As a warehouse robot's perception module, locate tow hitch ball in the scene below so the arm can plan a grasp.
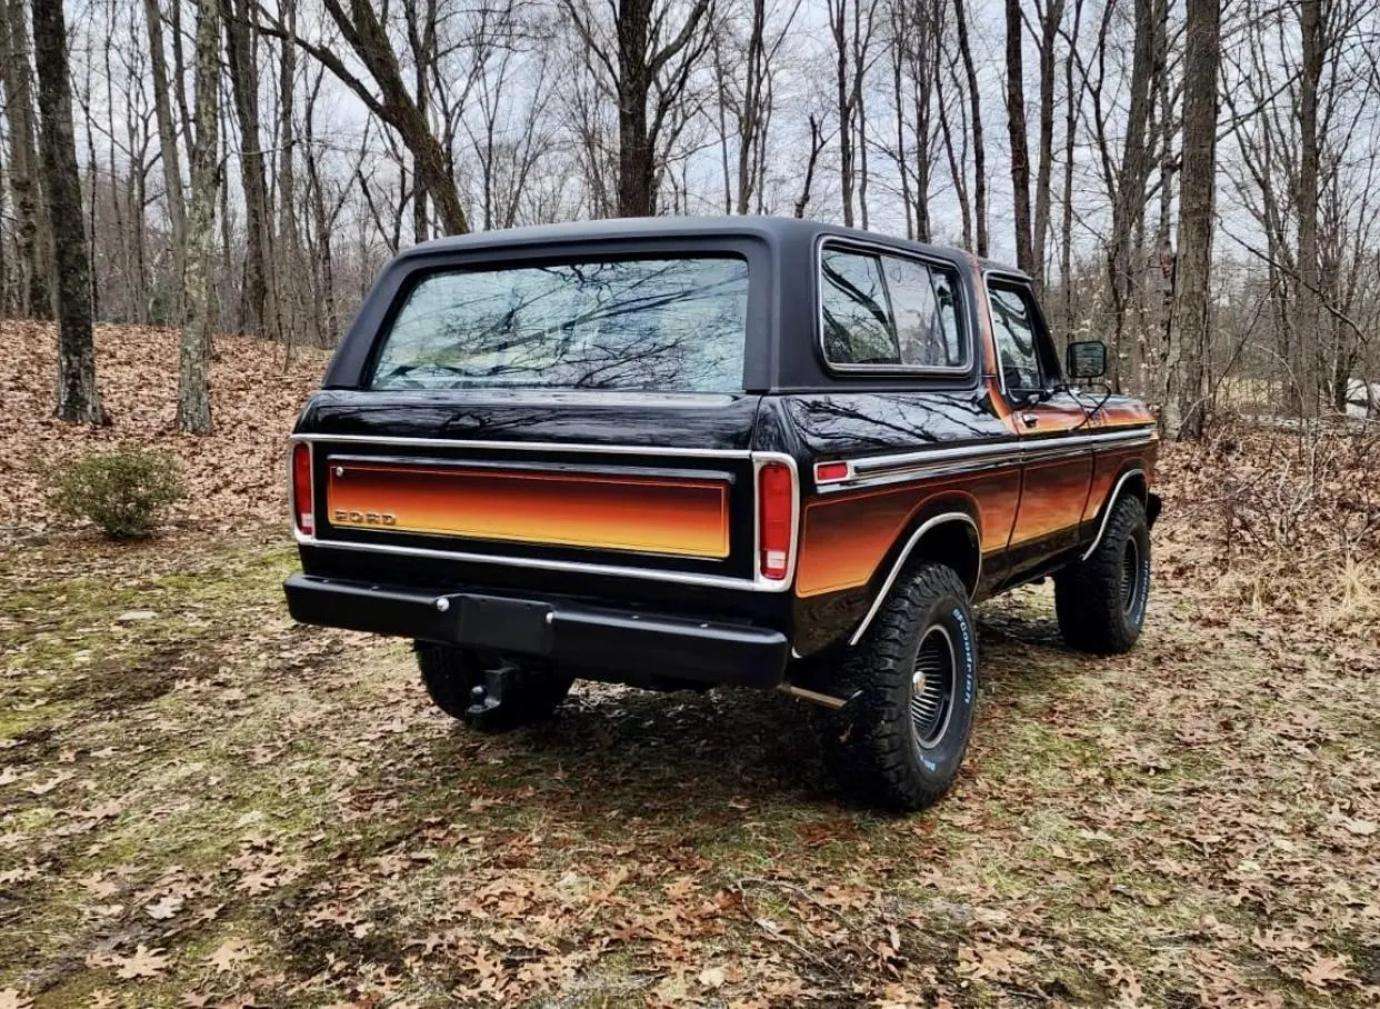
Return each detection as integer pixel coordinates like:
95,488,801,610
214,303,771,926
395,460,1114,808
467,663,519,718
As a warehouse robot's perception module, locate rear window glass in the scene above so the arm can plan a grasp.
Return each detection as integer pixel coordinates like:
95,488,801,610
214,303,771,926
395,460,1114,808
370,257,748,392
820,246,967,370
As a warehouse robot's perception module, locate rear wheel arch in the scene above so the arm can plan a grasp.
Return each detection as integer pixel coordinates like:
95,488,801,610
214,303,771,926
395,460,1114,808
849,504,982,647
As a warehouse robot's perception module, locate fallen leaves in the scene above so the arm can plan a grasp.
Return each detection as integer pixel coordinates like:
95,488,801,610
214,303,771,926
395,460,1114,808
112,945,171,980
206,938,257,973
1298,953,1358,989
0,320,328,539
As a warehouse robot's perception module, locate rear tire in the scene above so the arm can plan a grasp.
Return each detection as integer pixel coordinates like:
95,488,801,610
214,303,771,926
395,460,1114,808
1055,496,1151,654
820,564,978,812
414,642,573,732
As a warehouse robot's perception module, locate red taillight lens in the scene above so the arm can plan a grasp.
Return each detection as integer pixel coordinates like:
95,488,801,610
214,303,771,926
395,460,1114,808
292,443,314,534
757,461,794,580
815,460,849,484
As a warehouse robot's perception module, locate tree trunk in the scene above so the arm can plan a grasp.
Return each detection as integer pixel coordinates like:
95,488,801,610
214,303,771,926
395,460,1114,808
224,0,272,335
1173,0,1220,439
1296,0,1322,415
953,0,987,256
1004,0,1034,276
30,0,100,422
735,0,766,216
829,0,854,226
1060,0,1084,335
616,0,656,217
1102,0,1155,391
143,0,187,324
1033,0,1063,291
179,0,220,435
278,0,300,341
2,0,52,318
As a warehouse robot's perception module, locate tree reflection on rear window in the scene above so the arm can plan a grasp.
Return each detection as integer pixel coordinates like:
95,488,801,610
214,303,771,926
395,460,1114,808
370,257,748,393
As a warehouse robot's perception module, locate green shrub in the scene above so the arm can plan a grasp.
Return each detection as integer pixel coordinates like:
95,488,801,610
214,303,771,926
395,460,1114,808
49,449,185,539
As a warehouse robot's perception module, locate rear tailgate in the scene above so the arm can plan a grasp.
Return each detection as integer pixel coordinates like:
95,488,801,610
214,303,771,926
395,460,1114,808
324,455,734,560
291,390,780,593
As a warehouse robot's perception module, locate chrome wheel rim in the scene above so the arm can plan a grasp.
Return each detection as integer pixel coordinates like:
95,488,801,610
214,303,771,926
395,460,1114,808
1120,538,1142,615
911,625,957,749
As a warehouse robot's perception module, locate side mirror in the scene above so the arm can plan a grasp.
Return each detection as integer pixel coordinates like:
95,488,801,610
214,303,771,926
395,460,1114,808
1066,340,1107,381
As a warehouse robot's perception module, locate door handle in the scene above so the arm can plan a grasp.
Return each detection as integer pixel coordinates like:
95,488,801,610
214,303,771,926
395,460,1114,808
1021,413,1039,428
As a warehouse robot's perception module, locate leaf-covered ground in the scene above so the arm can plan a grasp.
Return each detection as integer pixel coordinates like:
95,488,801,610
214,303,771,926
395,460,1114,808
0,320,326,543
2,323,1378,1007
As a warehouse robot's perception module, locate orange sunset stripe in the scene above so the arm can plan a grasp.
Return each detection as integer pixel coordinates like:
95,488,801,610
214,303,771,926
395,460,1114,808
326,462,731,559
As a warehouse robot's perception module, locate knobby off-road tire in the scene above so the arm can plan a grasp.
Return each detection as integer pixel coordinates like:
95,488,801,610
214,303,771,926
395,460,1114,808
1054,495,1151,654
414,642,573,732
821,564,979,812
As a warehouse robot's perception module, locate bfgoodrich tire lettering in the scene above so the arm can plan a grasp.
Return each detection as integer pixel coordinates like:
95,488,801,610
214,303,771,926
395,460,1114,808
821,564,978,811
1055,495,1151,654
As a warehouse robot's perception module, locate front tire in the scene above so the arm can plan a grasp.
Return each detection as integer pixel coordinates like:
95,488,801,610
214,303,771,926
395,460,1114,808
820,564,979,812
414,642,573,732
1055,495,1151,654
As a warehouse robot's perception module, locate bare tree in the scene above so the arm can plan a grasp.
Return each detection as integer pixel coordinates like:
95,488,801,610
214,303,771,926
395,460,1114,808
256,0,470,235
1004,0,1033,275
1,0,51,318
179,0,221,434
1296,0,1323,415
142,0,186,322
224,0,274,334
562,0,714,218
1101,0,1158,390
827,0,881,227
951,0,986,255
1173,0,1219,438
1031,0,1065,290
30,0,100,422
794,112,827,217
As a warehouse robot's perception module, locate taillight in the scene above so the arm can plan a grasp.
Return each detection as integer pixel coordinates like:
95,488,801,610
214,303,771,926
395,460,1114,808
757,461,794,580
292,442,314,534
815,460,849,484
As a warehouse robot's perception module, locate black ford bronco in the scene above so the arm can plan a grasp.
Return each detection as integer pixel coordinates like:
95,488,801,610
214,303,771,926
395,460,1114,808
285,217,1160,810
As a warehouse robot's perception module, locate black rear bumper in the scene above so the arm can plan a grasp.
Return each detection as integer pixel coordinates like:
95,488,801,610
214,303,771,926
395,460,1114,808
283,573,789,689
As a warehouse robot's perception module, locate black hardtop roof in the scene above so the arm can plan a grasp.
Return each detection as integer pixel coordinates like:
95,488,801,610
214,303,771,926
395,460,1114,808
400,214,1023,278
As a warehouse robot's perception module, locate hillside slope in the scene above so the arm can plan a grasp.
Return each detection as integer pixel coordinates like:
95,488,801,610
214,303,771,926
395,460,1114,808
0,321,327,541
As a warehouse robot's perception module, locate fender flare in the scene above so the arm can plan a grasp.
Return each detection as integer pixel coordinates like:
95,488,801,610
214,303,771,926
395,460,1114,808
849,510,981,646
1080,468,1147,562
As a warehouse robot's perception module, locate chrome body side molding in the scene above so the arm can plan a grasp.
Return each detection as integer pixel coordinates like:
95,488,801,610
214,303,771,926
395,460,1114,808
848,512,981,646
816,426,1155,493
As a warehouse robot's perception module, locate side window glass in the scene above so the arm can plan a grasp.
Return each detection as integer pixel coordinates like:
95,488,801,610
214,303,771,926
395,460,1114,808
988,285,1043,392
881,255,967,369
930,268,964,366
820,246,969,371
820,249,898,365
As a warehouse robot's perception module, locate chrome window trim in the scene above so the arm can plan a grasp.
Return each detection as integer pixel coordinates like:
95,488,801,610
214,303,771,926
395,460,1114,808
815,235,975,377
1080,468,1146,561
848,512,981,646
289,435,798,593
982,269,1063,400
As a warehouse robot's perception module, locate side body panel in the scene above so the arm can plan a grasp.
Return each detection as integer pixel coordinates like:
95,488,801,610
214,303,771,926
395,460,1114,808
779,249,1159,658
